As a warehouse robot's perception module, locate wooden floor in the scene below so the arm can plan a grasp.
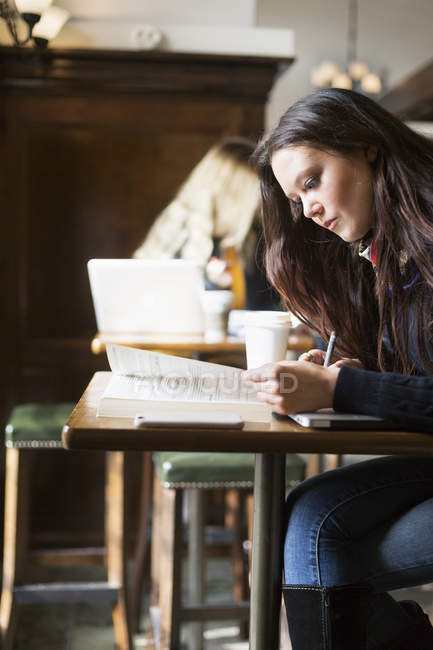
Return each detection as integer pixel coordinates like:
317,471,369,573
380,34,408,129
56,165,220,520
12,555,246,650
10,555,433,649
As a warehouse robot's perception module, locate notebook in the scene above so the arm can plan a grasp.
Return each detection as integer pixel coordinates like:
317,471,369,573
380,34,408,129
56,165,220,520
289,409,393,430
87,259,205,334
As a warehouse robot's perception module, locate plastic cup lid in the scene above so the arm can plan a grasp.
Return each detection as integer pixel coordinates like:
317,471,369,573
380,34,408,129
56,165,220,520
244,310,292,327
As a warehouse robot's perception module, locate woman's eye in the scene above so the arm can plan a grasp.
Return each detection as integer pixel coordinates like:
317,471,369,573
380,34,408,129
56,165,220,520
304,177,318,191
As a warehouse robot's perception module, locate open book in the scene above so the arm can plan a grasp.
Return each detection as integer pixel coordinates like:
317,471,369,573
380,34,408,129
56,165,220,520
97,344,272,423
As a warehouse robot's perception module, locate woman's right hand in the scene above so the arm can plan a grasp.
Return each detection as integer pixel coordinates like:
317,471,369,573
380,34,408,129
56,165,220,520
299,348,363,370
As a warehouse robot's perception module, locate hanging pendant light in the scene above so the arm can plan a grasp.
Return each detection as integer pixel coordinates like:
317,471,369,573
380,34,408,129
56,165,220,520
310,0,382,95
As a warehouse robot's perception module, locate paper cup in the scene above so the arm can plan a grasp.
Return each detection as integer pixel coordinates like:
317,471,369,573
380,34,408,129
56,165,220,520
244,311,291,369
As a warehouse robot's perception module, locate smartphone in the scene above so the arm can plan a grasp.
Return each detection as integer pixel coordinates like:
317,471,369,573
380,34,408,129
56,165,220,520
134,411,245,429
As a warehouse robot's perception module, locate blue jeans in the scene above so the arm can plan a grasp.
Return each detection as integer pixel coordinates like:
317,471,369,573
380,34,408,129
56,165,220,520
284,456,433,646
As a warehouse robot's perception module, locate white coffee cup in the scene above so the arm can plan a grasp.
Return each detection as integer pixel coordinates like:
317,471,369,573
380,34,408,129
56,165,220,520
200,290,233,342
244,311,292,369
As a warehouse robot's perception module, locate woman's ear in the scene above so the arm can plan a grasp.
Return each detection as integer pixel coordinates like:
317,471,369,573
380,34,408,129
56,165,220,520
365,146,378,163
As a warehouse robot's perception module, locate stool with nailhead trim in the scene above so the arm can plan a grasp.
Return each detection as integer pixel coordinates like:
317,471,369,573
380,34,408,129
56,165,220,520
148,450,306,650
0,403,133,650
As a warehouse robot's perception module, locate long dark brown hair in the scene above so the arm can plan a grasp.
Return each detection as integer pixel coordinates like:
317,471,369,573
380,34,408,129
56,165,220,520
253,88,433,373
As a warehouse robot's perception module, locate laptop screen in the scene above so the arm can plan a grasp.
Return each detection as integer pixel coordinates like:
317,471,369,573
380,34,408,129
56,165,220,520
88,258,205,334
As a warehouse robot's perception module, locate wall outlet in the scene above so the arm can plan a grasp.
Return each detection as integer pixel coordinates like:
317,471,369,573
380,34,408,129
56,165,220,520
130,24,162,50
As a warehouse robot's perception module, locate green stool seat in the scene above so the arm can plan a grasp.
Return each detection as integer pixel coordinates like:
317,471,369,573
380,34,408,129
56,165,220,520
5,403,75,448
155,451,306,488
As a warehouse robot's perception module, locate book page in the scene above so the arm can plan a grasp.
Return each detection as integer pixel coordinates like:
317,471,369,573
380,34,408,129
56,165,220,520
105,344,259,404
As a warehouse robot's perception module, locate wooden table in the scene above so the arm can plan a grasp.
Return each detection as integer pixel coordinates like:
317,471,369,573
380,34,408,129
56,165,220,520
90,329,316,641
90,331,315,356
62,372,433,650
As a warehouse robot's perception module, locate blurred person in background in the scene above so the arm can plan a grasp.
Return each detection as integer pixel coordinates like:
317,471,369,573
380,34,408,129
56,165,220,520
133,137,280,310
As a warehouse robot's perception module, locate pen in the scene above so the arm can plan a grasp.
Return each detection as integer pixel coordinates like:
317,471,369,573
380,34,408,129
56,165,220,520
323,331,336,367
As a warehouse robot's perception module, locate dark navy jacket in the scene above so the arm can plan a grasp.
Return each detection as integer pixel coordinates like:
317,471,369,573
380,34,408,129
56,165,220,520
334,262,433,432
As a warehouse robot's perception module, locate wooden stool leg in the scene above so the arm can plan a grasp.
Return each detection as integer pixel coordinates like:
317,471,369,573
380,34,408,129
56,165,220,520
131,451,153,633
305,453,321,478
0,448,31,650
225,488,249,639
151,477,182,650
324,454,343,471
105,451,133,650
187,488,205,650
225,489,247,601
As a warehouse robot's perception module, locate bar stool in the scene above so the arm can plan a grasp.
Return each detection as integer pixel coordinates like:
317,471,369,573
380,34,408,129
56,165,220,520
0,403,133,650
149,450,306,650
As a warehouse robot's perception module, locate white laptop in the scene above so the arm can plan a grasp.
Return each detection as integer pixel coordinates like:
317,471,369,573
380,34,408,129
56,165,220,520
289,409,393,430
87,259,205,334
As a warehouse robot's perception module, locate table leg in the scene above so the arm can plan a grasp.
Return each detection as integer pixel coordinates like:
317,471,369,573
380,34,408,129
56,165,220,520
249,453,286,650
131,451,153,633
106,451,133,650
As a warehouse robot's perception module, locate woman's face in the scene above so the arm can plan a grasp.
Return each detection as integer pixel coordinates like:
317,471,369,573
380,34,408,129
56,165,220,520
271,145,375,242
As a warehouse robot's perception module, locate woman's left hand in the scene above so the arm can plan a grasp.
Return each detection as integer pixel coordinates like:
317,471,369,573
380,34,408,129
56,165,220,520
240,360,341,415
298,349,363,370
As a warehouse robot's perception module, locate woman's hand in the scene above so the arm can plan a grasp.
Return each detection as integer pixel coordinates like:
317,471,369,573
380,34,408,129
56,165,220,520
240,360,341,415
299,348,363,370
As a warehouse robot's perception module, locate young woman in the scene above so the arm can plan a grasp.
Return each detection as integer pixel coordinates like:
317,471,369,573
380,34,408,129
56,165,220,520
242,89,433,649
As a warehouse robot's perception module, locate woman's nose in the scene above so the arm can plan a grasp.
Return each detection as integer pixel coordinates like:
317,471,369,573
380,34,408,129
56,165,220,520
303,199,323,220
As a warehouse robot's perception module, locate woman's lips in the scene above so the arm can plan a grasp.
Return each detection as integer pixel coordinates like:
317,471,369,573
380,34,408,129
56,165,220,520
324,218,337,231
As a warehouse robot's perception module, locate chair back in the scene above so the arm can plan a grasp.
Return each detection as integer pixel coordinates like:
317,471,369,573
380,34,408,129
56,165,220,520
225,246,246,310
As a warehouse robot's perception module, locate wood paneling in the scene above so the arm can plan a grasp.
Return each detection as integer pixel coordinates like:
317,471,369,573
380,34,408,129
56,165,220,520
0,46,291,403
0,45,291,545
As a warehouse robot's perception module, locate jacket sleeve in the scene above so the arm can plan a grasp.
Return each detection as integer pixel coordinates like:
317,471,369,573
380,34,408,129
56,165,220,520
333,366,433,432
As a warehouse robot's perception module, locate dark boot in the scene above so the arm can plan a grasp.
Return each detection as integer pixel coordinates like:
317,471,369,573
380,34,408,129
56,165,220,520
369,600,433,650
400,600,433,647
282,583,373,649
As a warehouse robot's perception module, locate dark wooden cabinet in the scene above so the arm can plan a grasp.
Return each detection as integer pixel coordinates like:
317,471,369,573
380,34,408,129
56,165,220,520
0,46,292,409
0,45,292,545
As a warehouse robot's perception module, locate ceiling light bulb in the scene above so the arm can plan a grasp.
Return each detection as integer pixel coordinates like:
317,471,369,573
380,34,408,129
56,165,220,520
361,72,382,94
331,72,353,90
310,66,330,88
32,5,70,40
15,0,52,13
349,61,369,80
318,61,341,85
